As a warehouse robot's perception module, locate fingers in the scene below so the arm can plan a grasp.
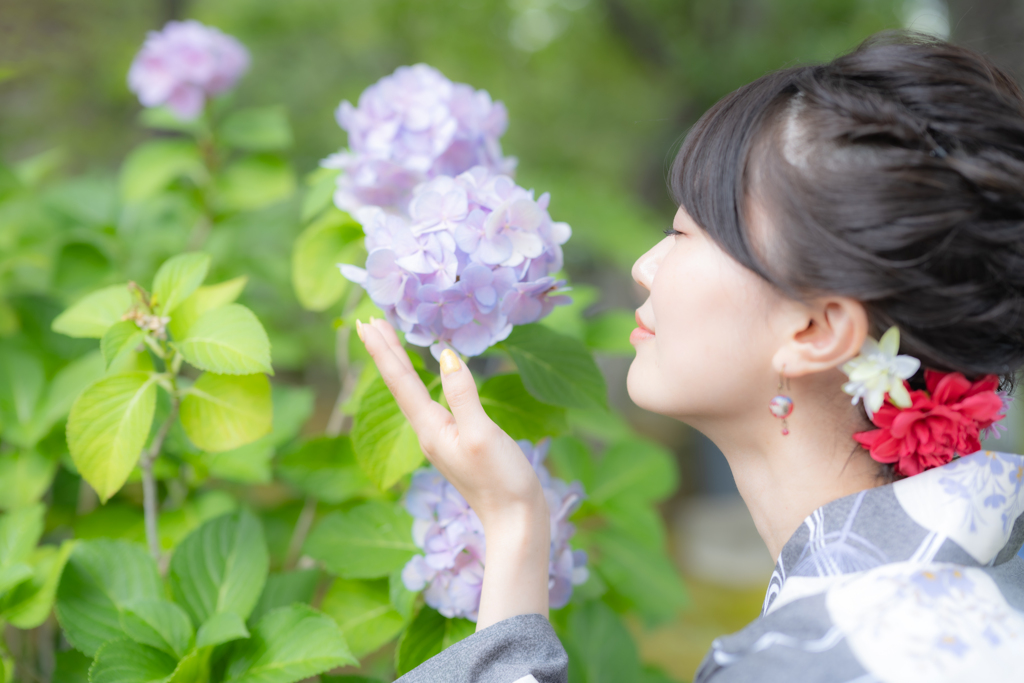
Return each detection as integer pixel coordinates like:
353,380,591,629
368,317,415,374
438,348,494,442
358,320,452,442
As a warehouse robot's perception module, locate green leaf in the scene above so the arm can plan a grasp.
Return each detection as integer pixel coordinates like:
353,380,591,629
220,106,293,151
0,450,57,511
248,570,320,626
0,349,44,435
0,504,44,595
205,439,275,484
169,647,212,683
560,600,641,683
585,310,637,355
590,528,687,623
180,373,272,453
351,370,441,490
479,373,567,441
138,106,205,135
102,321,146,370
1,540,74,629
196,610,250,649
34,351,106,434
301,167,340,222
90,638,178,683
320,578,405,658
168,276,247,341
215,154,296,212
224,604,356,683
178,304,273,375
169,510,269,627
394,606,475,676
121,598,195,659
66,372,158,502
152,252,211,316
304,501,417,579
276,436,373,504
500,324,607,411
121,139,204,203
547,436,595,490
590,438,678,506
53,649,92,683
55,540,163,656
291,209,364,311
52,284,132,339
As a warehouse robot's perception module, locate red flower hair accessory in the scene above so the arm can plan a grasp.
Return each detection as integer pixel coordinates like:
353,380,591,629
853,370,1006,477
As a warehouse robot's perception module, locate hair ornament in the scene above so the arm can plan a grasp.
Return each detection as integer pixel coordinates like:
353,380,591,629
841,326,921,418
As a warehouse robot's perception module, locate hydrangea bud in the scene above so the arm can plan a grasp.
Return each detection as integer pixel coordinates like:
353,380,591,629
128,20,250,120
322,64,516,212
401,439,588,621
340,166,571,358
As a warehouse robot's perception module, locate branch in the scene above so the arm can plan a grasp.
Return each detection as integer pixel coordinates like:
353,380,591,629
139,400,179,563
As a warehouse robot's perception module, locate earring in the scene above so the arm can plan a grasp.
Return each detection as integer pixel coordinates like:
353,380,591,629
769,370,793,436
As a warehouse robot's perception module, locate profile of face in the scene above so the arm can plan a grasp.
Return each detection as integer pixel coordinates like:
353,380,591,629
626,204,867,436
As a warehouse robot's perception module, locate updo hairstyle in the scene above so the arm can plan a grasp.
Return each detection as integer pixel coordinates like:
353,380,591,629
671,32,1024,391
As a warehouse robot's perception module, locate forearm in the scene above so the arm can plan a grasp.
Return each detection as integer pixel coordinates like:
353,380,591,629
476,501,551,631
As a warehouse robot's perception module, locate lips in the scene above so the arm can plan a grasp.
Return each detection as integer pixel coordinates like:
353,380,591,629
630,310,654,345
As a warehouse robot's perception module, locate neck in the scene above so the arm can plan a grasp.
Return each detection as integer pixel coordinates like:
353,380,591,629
694,375,884,561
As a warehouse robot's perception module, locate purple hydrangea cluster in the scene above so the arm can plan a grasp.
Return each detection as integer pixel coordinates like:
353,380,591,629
322,64,516,212
128,20,250,120
401,440,588,621
340,165,572,358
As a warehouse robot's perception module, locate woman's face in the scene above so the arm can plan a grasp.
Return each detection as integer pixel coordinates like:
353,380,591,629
627,206,789,424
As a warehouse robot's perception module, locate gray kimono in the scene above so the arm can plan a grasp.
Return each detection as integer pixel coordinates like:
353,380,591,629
398,450,1024,682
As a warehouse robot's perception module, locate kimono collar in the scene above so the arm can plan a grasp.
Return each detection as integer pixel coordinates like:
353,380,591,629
762,450,1024,616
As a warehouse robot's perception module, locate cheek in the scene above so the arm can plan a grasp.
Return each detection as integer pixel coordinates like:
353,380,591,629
627,247,776,418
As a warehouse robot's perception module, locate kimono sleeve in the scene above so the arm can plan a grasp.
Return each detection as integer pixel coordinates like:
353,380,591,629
395,613,568,683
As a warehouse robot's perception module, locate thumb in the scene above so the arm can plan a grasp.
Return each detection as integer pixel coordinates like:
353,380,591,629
438,348,491,435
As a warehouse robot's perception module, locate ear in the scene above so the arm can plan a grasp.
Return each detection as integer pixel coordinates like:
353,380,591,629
772,297,868,377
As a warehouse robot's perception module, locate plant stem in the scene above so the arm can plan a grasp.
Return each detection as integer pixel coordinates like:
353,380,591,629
140,400,179,562
284,496,317,570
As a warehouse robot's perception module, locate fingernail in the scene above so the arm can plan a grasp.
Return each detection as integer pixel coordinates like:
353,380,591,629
355,319,365,342
439,349,460,376
369,316,377,326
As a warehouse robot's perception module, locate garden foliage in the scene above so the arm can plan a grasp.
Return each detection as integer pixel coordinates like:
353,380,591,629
0,20,685,683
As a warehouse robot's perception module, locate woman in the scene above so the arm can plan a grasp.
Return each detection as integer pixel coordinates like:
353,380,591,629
356,33,1024,682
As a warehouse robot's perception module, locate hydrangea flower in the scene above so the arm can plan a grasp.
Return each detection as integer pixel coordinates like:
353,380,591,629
340,166,571,358
401,439,588,621
322,64,516,212
128,20,250,120
841,326,921,418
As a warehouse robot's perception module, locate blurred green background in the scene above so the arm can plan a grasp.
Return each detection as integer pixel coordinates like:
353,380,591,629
3,0,1018,678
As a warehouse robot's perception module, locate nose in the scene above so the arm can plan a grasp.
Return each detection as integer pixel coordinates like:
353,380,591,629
631,236,672,291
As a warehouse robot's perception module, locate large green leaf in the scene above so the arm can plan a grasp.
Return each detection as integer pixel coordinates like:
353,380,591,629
180,373,272,453
303,501,417,579
351,370,441,490
291,210,364,312
53,649,92,683
590,438,678,506
1,540,74,629
215,154,296,212
55,540,163,656
121,598,195,659
178,304,273,375
101,321,146,370
168,510,269,627
394,606,475,676
223,604,356,683
479,373,567,441
89,638,178,683
168,276,247,341
120,139,204,203
248,570,320,626
560,600,641,683
66,372,158,502
52,284,132,339
220,106,293,151
34,351,106,436
152,252,211,316
0,504,44,595
0,450,57,511
590,528,688,623
276,436,373,504
500,324,607,411
195,610,250,649
320,578,405,658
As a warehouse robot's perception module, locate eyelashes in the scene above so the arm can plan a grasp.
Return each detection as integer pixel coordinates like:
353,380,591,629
663,228,682,236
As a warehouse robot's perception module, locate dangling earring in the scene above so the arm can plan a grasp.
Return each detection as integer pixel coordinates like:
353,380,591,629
769,369,793,436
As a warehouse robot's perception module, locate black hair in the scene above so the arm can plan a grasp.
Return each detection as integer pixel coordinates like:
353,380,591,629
671,32,1024,391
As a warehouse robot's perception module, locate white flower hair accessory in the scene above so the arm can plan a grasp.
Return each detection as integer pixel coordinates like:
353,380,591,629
841,326,921,418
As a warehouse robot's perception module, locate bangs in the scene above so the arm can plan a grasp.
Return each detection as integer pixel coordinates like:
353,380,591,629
669,68,805,285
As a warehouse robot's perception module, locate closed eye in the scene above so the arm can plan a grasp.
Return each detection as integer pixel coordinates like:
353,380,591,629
663,228,683,236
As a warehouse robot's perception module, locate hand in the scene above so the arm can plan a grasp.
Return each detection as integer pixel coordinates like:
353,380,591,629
357,317,551,628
